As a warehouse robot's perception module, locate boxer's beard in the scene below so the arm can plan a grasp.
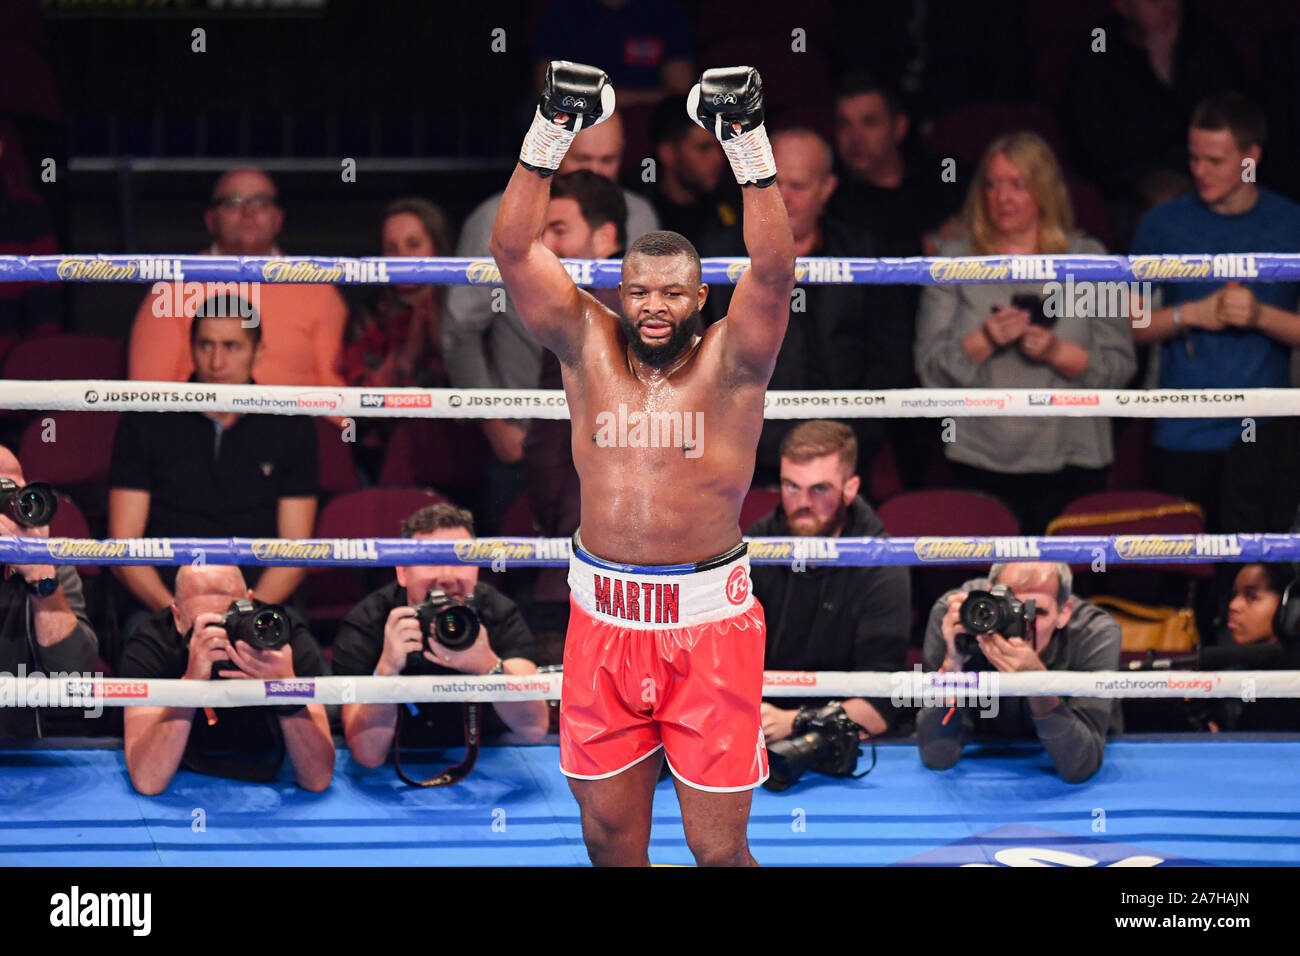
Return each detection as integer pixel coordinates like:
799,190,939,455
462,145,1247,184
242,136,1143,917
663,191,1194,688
788,499,850,538
622,308,700,367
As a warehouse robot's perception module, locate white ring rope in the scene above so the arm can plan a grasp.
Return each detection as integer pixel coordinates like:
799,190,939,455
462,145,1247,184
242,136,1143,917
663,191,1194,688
2,670,1295,709
1,380,1286,419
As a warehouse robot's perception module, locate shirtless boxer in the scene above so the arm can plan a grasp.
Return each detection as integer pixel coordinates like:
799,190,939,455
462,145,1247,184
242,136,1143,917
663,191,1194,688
491,61,795,866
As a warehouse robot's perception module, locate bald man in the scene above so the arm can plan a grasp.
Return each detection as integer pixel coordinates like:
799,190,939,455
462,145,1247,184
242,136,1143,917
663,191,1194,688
127,166,349,390
120,564,333,794
0,447,98,737
698,128,914,485
442,115,660,530
919,561,1122,784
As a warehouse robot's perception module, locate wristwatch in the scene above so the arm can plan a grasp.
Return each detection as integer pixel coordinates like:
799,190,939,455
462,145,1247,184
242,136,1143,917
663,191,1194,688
486,658,505,676
24,576,57,598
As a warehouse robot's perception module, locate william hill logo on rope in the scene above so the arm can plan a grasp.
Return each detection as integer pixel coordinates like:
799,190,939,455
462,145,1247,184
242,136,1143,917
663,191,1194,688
914,537,1041,562
45,538,175,560
1114,535,1243,559
465,260,503,284
250,539,380,561
747,540,840,562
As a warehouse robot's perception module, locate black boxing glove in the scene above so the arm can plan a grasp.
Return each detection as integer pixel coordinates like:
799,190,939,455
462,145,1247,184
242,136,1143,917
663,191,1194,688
687,66,776,187
519,60,617,176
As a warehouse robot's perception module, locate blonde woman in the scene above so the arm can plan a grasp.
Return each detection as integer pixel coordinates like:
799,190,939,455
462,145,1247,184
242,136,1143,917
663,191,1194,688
914,132,1136,533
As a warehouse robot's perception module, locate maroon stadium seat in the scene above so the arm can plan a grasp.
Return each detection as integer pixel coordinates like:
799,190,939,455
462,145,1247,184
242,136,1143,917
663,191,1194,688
303,487,447,624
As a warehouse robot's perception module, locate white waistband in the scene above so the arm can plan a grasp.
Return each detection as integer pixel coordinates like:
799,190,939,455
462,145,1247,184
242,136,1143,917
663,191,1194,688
568,547,754,630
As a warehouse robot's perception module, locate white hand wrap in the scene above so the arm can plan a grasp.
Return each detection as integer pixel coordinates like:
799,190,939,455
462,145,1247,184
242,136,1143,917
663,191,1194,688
519,108,578,173
720,124,777,186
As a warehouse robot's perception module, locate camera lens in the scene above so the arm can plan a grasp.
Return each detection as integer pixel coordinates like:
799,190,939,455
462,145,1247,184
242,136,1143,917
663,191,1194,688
435,605,479,651
765,732,831,792
248,609,288,650
960,594,1001,635
10,482,57,527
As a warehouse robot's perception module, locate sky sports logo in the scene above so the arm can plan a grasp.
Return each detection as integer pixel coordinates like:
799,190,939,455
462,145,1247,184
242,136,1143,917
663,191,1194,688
360,393,432,409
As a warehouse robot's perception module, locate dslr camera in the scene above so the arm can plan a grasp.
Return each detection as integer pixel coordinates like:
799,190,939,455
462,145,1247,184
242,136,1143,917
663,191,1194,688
413,590,481,653
954,584,1037,669
0,478,58,528
764,702,864,792
196,599,291,676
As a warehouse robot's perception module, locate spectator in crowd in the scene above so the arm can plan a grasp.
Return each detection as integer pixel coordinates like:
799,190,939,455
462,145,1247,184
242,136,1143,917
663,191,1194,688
915,131,1137,534
120,564,333,794
532,0,694,109
443,115,658,530
701,128,914,486
339,198,452,390
1131,94,1300,541
747,421,910,742
1067,0,1244,219
0,446,97,738
1181,563,1300,732
826,74,961,258
340,198,452,479
917,561,1122,783
522,171,626,605
334,503,549,768
127,167,349,391
108,307,318,616
0,124,62,370
647,94,735,245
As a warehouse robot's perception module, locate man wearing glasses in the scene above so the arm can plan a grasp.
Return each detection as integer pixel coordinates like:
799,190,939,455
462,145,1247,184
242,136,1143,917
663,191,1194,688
127,167,348,390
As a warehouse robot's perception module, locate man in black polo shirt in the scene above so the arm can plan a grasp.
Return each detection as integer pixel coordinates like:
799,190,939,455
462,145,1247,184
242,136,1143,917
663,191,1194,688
119,563,333,794
0,446,99,738
108,307,318,620
334,503,549,768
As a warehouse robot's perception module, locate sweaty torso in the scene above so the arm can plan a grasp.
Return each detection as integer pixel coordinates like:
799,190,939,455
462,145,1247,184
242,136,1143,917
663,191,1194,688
563,302,765,565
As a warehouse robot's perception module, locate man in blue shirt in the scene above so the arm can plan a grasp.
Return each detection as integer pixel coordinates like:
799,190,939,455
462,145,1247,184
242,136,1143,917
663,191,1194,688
1131,92,1300,539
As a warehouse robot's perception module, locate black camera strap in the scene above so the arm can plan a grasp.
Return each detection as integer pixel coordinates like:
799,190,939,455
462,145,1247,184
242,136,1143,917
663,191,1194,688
394,702,482,787
850,738,878,779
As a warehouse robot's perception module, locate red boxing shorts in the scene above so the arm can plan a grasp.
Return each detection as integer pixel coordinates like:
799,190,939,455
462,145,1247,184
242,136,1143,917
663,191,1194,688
559,533,769,792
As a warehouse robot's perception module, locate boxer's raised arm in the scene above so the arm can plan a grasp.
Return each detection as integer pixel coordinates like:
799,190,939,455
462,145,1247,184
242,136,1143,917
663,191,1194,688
726,179,795,379
687,67,795,380
490,61,616,359
490,165,584,356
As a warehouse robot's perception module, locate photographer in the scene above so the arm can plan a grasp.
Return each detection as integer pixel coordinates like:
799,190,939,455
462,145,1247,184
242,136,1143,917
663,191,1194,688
748,422,909,749
917,561,1121,783
334,504,548,770
120,564,334,794
0,447,98,737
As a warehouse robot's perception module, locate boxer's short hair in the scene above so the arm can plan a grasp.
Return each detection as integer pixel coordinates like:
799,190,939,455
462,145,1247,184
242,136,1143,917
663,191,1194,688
1191,92,1266,151
624,230,701,284
551,169,628,251
401,503,476,538
779,420,857,476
